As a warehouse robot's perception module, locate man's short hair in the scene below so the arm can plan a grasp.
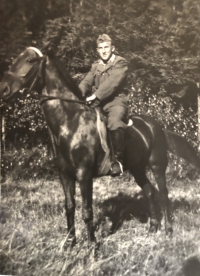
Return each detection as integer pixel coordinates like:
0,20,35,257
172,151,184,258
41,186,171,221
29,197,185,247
97,34,112,45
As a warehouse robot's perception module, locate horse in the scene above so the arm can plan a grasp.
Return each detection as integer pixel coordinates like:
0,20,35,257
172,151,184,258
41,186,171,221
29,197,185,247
1,47,200,246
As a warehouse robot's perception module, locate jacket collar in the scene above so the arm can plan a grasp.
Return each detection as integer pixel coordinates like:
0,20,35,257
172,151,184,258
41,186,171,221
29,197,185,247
98,54,116,66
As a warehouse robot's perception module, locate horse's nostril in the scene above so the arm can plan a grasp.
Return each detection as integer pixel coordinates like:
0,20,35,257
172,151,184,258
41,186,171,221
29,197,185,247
2,84,10,96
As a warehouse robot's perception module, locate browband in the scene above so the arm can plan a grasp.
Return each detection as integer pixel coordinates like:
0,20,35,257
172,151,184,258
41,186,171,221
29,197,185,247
27,47,43,57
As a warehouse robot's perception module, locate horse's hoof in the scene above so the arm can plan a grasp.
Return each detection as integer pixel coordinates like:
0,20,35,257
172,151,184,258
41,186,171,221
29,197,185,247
149,219,160,233
87,237,97,248
59,236,76,252
149,225,158,233
65,237,77,249
165,226,173,236
94,241,100,259
87,240,100,259
69,237,77,248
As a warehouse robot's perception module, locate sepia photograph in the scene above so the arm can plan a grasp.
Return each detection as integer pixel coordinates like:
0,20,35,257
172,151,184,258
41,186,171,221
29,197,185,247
0,0,200,275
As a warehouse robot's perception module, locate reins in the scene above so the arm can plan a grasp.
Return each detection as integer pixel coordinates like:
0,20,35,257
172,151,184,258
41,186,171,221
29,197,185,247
9,47,91,107
38,95,87,106
26,47,90,107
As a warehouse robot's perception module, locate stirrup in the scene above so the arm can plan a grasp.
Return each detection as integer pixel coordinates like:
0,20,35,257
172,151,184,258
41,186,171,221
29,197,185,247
110,160,123,177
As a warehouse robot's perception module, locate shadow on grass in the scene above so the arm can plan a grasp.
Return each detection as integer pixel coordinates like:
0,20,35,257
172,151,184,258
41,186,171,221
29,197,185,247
171,198,191,213
95,189,157,234
0,251,16,276
176,256,200,276
95,186,197,235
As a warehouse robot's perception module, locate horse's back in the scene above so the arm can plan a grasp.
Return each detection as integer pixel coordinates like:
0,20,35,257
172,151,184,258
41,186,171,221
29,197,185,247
131,115,168,148
124,115,168,169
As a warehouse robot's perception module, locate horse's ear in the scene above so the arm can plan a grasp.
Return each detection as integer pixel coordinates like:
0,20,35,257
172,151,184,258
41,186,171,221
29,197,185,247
41,42,55,58
41,41,51,52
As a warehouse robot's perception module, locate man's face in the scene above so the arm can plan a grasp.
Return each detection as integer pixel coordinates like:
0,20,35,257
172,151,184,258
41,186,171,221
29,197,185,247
97,41,115,62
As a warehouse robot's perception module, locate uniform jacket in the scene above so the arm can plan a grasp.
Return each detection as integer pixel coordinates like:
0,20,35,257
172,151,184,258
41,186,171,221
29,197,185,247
79,54,128,107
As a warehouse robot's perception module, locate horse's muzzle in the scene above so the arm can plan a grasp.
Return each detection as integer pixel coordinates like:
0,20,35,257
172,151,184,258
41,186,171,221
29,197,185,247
1,83,11,98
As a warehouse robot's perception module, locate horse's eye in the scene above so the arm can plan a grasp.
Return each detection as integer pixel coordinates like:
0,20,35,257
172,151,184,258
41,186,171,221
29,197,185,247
26,57,38,63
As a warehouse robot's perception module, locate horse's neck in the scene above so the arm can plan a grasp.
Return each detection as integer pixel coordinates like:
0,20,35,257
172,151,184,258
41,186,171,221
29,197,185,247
43,58,79,101
41,58,85,132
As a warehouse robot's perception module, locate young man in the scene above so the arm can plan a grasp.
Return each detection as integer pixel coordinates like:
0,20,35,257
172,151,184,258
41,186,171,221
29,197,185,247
79,34,128,176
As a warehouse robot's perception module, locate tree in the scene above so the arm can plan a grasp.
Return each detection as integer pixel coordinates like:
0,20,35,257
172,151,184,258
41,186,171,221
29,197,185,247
1,0,200,158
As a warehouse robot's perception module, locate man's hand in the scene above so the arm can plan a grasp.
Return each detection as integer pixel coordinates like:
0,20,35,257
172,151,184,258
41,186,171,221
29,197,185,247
86,94,100,108
86,94,97,104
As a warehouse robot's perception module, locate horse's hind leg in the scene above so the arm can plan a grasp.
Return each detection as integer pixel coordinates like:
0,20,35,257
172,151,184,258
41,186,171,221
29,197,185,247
59,172,76,246
149,126,173,234
132,168,160,232
150,163,173,234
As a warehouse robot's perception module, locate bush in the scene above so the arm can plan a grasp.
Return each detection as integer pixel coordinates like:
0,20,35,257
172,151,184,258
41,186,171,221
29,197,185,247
1,146,57,182
129,86,197,147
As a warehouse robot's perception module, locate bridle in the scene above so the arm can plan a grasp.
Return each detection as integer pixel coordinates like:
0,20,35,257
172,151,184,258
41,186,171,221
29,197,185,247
7,47,88,106
5,47,46,95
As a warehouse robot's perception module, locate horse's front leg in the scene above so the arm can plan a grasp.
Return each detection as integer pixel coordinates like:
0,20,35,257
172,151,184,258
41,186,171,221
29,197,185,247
59,172,76,246
77,169,96,244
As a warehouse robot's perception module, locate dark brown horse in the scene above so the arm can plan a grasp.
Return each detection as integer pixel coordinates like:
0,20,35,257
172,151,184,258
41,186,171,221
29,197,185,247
1,47,200,245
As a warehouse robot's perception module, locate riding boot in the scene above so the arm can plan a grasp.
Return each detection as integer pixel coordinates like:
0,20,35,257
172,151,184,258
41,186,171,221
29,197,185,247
110,128,125,177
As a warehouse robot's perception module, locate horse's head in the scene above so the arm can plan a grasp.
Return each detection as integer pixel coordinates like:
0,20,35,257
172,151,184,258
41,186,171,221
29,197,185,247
0,47,45,102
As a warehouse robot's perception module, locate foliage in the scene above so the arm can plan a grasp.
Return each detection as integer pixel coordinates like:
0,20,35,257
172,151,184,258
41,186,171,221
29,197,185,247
129,86,198,147
1,0,199,89
1,0,200,179
1,146,56,181
2,97,47,146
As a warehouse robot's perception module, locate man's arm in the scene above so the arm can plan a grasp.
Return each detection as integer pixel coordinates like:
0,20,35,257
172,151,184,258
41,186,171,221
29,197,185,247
79,68,95,97
94,59,128,102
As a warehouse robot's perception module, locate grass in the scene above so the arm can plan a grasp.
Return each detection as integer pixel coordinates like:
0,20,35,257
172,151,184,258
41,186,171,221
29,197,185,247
1,163,200,276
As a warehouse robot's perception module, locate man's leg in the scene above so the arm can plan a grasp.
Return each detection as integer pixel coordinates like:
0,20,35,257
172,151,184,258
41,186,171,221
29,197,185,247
110,128,125,176
106,105,127,176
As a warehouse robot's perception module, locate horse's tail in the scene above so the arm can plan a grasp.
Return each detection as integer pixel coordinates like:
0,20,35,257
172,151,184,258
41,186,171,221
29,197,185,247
164,129,200,169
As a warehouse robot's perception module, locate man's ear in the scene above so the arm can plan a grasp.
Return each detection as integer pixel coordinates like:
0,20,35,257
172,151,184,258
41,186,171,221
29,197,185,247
112,46,115,52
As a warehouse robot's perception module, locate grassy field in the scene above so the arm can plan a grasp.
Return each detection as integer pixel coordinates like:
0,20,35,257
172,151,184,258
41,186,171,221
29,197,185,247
1,163,200,276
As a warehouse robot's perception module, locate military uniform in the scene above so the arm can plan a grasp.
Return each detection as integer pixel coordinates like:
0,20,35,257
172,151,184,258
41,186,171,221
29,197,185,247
79,54,128,130
79,34,128,176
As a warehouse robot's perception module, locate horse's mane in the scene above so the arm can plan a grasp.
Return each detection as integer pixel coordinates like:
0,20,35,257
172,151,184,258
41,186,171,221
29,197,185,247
50,55,85,101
